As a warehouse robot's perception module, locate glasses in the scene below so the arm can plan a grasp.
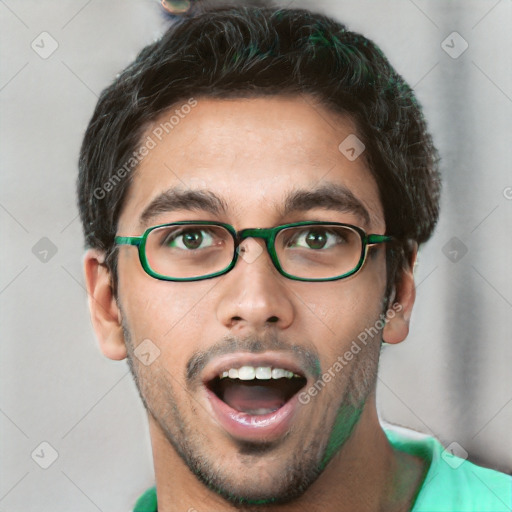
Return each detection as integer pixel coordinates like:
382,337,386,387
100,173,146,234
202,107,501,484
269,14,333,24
114,221,395,282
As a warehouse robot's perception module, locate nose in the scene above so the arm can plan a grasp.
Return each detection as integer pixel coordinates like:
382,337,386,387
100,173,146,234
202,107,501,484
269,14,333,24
215,237,295,332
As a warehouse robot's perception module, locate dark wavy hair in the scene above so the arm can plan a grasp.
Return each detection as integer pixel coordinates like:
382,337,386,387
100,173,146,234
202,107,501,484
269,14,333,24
78,4,441,302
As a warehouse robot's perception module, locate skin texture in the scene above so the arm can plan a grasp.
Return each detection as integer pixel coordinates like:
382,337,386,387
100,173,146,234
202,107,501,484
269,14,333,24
84,95,426,511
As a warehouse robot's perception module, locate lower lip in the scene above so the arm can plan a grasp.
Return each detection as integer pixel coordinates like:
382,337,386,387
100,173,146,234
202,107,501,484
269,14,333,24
205,386,302,442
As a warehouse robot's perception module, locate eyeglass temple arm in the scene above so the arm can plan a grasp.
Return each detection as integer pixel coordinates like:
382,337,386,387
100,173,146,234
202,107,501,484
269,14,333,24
115,236,142,246
367,234,395,245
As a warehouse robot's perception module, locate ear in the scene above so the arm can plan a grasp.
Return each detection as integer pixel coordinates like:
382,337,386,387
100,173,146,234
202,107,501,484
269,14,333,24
83,249,127,360
382,242,418,345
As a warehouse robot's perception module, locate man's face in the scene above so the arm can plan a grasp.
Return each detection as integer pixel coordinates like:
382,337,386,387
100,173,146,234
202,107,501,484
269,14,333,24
115,96,389,503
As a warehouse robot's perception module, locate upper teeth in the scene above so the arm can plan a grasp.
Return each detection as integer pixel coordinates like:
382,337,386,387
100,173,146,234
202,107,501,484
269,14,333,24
219,366,301,380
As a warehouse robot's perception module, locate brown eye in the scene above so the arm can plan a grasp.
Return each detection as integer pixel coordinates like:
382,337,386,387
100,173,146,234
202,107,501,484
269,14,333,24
285,228,344,250
161,228,214,250
304,229,327,249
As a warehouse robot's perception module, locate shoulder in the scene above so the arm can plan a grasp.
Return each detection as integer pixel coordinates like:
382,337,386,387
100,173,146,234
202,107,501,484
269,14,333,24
382,422,512,512
133,486,157,512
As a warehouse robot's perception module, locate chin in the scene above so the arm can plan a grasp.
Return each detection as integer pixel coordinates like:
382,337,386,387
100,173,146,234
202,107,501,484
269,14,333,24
190,454,323,507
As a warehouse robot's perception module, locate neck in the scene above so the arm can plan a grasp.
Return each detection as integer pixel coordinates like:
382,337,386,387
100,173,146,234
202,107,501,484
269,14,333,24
148,395,426,512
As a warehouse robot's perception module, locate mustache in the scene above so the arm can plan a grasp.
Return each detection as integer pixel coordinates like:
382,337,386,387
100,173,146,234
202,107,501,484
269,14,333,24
186,334,322,384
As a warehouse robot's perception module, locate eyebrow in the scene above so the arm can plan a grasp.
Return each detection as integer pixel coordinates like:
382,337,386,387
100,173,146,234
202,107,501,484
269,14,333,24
139,182,371,228
139,188,228,227
280,183,371,226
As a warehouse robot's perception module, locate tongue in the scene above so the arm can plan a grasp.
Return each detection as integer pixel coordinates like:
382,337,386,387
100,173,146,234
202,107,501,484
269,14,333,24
220,380,289,415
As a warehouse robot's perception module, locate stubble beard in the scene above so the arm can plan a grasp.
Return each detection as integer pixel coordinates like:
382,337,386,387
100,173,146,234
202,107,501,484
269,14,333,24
119,310,381,509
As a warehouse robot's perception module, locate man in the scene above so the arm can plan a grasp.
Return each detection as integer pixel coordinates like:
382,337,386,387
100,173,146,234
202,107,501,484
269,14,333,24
78,4,512,511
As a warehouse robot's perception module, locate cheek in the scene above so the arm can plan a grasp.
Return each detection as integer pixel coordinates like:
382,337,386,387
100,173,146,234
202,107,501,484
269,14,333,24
120,292,194,396
118,249,205,336
118,270,216,372
304,268,386,320
297,266,387,361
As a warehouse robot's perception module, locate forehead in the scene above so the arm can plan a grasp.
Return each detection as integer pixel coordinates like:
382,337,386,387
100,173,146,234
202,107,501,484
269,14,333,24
118,95,385,233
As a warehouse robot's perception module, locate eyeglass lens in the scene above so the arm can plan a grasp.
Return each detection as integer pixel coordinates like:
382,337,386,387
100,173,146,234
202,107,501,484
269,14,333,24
144,224,363,280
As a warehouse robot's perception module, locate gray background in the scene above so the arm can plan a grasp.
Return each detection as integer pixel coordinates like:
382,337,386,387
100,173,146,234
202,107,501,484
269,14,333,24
1,0,511,510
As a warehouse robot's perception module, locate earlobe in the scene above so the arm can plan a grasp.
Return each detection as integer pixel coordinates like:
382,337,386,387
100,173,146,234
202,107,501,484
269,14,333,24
83,249,127,360
382,243,418,345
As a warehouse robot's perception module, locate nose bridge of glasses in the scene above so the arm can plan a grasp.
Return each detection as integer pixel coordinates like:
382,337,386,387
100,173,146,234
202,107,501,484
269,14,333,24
234,228,277,265
236,227,274,247
232,227,286,279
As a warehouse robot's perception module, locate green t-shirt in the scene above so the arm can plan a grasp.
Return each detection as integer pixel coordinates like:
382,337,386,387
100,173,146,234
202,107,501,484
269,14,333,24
133,424,512,511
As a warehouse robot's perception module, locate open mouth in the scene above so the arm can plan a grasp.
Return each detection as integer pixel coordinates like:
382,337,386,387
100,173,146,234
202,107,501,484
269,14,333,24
207,366,308,415
202,355,310,442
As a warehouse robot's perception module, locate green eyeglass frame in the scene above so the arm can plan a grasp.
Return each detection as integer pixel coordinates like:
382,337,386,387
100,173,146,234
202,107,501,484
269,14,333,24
114,220,395,282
